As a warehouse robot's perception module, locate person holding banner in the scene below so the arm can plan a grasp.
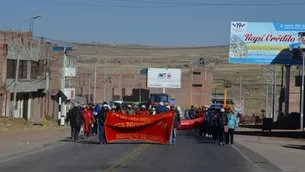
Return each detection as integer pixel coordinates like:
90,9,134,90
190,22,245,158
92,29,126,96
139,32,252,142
169,105,181,145
137,105,149,115
98,104,109,144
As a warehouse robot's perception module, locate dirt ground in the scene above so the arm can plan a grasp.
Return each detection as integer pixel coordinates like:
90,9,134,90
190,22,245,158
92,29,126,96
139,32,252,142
0,116,64,135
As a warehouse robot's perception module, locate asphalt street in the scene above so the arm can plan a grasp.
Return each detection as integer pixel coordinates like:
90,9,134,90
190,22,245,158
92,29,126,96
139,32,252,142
0,131,265,172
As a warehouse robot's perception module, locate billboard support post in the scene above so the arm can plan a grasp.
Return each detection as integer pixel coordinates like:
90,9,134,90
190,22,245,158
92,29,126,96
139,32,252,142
162,88,165,93
301,51,304,131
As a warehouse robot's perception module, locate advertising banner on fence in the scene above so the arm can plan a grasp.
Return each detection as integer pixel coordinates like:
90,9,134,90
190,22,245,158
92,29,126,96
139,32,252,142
229,21,305,65
105,111,175,144
147,68,181,88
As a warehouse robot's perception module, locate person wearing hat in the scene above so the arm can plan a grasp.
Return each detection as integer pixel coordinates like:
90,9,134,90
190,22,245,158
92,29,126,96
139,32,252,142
216,108,229,146
150,107,156,115
126,104,136,115
137,105,149,115
133,105,139,114
157,102,167,114
98,104,109,144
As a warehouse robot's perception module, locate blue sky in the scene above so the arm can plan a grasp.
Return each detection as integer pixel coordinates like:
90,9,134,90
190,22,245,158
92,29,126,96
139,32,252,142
1,0,305,46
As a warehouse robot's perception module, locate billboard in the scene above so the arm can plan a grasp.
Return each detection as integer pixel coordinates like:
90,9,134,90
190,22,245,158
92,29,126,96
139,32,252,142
147,68,181,88
229,21,305,65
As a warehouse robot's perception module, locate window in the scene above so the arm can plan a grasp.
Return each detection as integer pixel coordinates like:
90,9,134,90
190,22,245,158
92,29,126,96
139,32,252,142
193,72,201,75
150,94,168,103
31,61,38,79
65,77,75,88
192,84,203,87
38,60,45,76
6,59,27,79
7,59,14,79
19,60,27,79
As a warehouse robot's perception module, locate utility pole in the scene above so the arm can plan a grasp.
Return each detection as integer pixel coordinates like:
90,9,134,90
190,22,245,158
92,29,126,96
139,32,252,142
103,53,107,102
88,78,91,103
93,57,99,104
108,78,111,103
190,68,193,105
239,76,242,100
59,47,66,126
118,69,122,99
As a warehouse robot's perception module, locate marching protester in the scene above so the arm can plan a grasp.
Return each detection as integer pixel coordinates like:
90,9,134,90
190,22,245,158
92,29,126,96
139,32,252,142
98,104,109,144
66,102,85,142
150,107,157,115
137,105,149,115
169,105,181,145
157,102,167,114
198,106,207,136
115,106,124,113
126,105,136,115
216,108,229,145
83,105,95,138
188,105,196,119
205,108,215,138
92,104,101,135
226,107,238,144
133,105,139,114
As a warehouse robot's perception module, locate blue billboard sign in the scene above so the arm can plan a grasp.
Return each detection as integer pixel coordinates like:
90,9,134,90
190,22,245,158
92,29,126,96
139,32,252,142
53,46,73,52
229,21,305,65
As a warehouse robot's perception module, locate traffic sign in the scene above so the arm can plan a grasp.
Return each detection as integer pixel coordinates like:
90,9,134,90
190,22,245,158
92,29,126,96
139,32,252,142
53,90,68,104
234,100,244,113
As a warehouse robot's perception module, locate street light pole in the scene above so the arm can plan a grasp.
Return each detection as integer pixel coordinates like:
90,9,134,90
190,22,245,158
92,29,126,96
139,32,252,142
12,15,41,117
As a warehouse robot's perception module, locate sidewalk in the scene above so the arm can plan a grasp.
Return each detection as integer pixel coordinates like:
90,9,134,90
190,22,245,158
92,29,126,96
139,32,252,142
0,126,70,159
235,128,305,172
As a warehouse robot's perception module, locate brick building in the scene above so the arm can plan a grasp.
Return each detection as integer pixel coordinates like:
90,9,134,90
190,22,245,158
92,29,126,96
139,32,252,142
0,31,59,123
75,66,214,107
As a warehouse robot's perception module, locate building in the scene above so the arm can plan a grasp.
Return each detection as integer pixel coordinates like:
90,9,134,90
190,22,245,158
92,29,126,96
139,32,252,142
48,46,76,120
0,31,51,123
75,66,214,107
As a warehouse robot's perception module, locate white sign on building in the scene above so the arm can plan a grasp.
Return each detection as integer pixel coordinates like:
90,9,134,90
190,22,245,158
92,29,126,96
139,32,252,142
147,68,181,88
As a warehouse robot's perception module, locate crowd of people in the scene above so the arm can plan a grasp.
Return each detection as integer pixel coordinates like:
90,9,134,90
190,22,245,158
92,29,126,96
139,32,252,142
189,106,240,145
65,101,181,145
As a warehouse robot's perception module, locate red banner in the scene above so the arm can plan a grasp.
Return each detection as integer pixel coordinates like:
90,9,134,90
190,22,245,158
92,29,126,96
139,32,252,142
177,117,204,130
105,111,175,144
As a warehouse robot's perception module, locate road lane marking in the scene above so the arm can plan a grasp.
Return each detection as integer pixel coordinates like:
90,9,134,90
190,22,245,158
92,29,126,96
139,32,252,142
0,142,68,164
103,144,150,172
231,145,264,172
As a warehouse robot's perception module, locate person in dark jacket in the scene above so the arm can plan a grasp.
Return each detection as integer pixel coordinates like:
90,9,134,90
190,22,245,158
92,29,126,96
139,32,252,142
188,106,196,119
216,108,229,145
98,104,109,144
66,103,85,142
169,105,181,145
157,102,167,114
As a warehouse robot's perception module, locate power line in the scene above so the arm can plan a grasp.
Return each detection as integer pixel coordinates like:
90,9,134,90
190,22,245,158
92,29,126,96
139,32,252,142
33,36,227,50
25,0,180,8
117,0,305,6
23,0,305,7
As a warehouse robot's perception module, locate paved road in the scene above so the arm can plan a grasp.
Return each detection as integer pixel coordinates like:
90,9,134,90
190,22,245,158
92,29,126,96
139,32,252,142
0,131,265,172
